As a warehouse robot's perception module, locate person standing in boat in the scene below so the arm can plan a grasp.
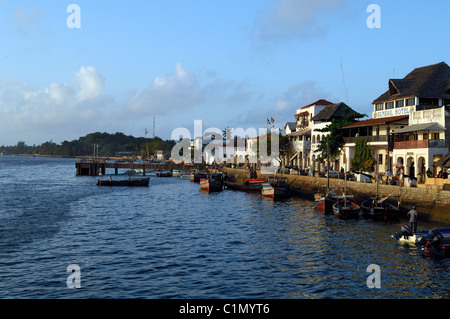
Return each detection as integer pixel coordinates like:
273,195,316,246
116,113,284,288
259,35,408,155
407,206,418,233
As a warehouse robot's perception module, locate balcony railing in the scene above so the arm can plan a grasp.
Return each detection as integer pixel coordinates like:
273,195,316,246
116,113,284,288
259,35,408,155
394,139,445,149
343,135,388,144
291,141,311,150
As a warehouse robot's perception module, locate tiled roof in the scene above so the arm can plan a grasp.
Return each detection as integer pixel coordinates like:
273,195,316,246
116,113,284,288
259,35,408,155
341,115,409,128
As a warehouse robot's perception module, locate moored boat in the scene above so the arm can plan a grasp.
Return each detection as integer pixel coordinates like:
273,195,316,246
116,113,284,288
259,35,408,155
155,170,173,177
190,171,208,183
360,196,401,221
200,177,223,193
224,178,266,192
315,187,338,214
332,195,360,219
178,173,191,180
392,225,450,258
261,176,291,199
97,176,150,187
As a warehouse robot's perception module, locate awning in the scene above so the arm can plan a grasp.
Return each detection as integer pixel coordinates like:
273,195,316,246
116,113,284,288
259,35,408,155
290,152,299,162
434,152,450,167
391,122,446,134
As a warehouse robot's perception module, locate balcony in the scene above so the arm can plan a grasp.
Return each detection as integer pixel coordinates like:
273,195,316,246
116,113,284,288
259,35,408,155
291,140,311,150
394,139,445,149
343,135,388,144
410,108,444,125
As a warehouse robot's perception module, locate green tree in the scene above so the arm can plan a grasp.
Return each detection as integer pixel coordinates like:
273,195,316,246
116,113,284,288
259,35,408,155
314,106,365,162
351,138,375,172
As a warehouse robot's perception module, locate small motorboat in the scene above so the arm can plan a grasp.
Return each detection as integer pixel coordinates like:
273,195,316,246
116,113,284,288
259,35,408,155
155,170,173,177
392,225,450,258
172,170,185,176
178,173,191,180
392,225,450,244
97,176,150,187
332,195,360,219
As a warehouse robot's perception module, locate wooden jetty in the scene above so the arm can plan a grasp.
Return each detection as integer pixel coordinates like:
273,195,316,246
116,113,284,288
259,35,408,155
75,158,204,176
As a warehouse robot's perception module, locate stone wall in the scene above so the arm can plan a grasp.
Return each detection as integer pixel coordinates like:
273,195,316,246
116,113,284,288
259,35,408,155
223,168,450,224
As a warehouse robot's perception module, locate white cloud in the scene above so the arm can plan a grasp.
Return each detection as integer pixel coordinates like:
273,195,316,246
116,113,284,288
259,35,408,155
126,63,252,117
126,63,202,116
0,66,112,144
12,7,45,36
74,66,106,101
254,0,348,41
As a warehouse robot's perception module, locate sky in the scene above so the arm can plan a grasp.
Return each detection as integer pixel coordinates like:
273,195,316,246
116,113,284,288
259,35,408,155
0,0,449,146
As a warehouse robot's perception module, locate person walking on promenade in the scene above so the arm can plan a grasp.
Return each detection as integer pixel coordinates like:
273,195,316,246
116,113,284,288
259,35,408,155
407,206,418,233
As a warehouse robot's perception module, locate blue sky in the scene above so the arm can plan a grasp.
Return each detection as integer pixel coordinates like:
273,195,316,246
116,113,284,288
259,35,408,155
0,0,449,145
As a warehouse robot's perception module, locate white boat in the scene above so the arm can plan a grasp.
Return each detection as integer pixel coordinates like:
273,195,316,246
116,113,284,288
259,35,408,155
178,173,191,180
392,225,450,245
173,170,184,176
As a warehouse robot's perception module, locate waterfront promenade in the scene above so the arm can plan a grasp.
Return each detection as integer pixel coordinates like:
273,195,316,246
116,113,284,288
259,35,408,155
224,168,450,224
73,158,450,223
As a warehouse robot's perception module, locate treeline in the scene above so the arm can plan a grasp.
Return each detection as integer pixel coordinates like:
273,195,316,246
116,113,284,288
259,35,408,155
0,132,176,157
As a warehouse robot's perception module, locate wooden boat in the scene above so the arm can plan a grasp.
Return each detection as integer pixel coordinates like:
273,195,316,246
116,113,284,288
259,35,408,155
360,196,400,221
224,178,266,192
332,195,360,219
155,170,173,177
200,177,223,193
97,176,150,187
315,187,339,214
261,176,291,199
178,173,191,180
190,171,208,183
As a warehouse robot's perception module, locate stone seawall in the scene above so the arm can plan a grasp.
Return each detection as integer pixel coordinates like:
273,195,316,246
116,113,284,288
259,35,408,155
223,168,450,224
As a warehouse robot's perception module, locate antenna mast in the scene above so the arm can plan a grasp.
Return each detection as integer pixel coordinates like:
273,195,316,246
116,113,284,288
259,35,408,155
340,57,349,104
153,116,155,138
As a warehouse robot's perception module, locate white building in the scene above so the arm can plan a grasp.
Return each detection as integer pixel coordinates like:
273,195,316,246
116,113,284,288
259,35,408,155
342,61,450,178
283,99,334,169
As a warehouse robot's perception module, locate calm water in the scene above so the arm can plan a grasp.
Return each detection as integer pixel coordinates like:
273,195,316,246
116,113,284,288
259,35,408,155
0,156,449,299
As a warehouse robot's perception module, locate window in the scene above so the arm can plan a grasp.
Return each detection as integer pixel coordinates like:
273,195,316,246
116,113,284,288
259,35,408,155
396,100,404,108
423,133,429,140
432,133,440,140
375,103,384,110
406,98,415,106
378,154,383,165
387,102,394,109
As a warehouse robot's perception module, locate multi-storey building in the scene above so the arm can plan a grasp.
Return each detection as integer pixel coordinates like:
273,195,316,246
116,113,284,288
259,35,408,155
342,61,450,178
283,99,359,172
283,99,333,169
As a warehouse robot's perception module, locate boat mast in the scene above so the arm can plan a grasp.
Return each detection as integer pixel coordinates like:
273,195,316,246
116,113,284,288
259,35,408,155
376,146,379,199
327,138,330,191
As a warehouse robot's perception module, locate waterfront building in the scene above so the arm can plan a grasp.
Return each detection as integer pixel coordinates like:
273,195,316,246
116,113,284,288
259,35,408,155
311,102,359,172
342,61,450,179
283,99,359,173
283,99,334,169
